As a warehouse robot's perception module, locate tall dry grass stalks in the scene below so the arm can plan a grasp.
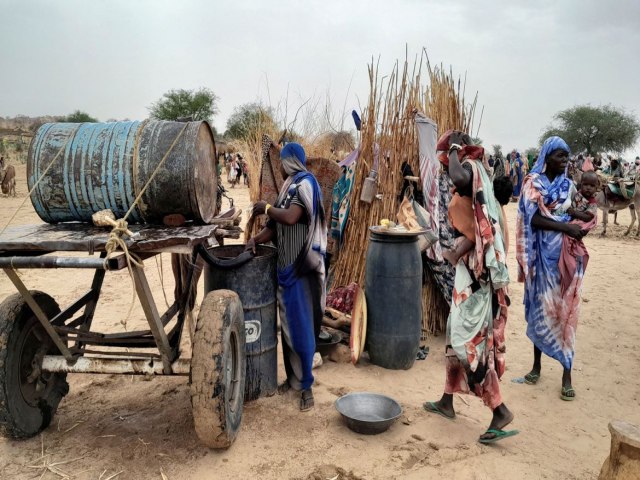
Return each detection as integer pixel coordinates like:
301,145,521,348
330,49,478,336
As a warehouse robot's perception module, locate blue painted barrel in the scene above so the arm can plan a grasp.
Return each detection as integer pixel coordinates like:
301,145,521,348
27,120,217,224
204,245,278,401
365,229,422,370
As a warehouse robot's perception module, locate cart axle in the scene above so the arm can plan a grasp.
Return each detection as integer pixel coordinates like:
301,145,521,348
41,355,190,376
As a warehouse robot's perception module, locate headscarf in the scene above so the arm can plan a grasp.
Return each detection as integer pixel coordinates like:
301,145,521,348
530,136,570,174
276,143,327,277
281,142,305,163
516,136,573,282
280,142,308,177
436,130,484,166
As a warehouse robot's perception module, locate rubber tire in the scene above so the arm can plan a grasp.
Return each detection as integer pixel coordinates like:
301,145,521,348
0,292,69,438
190,290,245,448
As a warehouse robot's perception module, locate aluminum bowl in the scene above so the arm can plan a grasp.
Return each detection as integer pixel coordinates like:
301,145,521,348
335,392,402,435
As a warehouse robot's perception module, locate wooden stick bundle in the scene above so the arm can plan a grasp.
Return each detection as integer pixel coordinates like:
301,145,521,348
330,50,478,336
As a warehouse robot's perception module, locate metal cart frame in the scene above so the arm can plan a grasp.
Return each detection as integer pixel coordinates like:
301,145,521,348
0,223,246,448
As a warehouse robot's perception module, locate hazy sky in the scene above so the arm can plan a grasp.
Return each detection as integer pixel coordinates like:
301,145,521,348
2,0,639,154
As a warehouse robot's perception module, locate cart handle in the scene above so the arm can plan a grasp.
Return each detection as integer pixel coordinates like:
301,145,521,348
197,244,255,270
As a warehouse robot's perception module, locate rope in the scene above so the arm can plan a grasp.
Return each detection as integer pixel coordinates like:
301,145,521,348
104,219,143,268
155,254,171,309
123,123,188,222
102,122,188,258
0,136,71,238
0,123,189,329
103,218,143,331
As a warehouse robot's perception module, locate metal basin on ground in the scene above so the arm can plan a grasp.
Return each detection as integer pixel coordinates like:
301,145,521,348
316,328,341,356
335,392,402,435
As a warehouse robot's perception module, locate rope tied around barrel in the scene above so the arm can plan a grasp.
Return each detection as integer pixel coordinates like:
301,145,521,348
96,123,189,329
94,122,189,268
99,216,141,331
104,218,143,269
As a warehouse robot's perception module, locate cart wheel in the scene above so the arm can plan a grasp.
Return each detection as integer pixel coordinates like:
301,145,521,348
190,290,245,448
0,292,69,438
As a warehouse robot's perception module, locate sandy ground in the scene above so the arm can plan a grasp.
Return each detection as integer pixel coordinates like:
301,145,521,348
0,164,639,480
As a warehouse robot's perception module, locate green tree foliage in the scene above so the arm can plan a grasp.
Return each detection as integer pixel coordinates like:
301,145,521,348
471,136,483,145
492,144,503,158
525,147,538,159
540,105,640,155
225,103,277,141
149,88,219,123
65,110,98,122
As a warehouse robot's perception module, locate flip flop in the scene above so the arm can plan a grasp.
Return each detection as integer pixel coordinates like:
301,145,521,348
561,386,576,401
478,429,520,444
423,401,455,420
300,389,315,412
524,372,540,385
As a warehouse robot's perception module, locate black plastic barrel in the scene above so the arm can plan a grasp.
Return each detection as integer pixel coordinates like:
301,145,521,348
204,245,278,401
27,120,217,224
365,229,422,370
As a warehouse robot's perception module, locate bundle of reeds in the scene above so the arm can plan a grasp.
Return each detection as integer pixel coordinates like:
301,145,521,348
330,49,478,337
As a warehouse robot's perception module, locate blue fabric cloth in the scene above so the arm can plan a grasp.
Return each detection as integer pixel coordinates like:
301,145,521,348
281,142,306,165
274,158,327,391
278,266,317,390
530,136,570,174
517,136,577,369
512,153,524,197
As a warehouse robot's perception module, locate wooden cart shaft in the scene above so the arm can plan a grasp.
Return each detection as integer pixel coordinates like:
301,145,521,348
0,223,222,376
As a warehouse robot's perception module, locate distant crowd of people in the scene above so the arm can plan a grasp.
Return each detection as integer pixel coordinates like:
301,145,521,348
223,152,249,188
485,150,639,202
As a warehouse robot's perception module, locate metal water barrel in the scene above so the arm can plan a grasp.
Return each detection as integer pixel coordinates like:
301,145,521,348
203,245,278,401
27,120,217,224
365,228,422,370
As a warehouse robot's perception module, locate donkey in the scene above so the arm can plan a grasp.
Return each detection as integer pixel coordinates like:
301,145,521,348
0,165,16,197
594,172,640,236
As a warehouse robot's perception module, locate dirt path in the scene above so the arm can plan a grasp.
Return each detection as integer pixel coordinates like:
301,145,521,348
0,164,638,479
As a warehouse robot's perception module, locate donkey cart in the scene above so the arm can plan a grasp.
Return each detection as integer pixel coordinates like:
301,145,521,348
0,223,246,449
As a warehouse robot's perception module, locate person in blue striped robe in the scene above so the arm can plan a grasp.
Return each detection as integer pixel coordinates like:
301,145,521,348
248,143,327,411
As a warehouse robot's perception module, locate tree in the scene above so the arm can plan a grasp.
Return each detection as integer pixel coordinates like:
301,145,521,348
525,147,538,159
540,104,640,155
149,88,219,123
225,103,277,141
65,110,98,123
492,144,503,158
471,136,483,145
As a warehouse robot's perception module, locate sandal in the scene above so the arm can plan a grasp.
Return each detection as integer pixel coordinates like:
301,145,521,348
561,386,576,401
300,389,314,411
423,401,455,420
479,429,519,444
524,372,540,385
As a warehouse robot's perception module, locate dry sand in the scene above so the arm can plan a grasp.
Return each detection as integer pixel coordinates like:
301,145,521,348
0,164,639,479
